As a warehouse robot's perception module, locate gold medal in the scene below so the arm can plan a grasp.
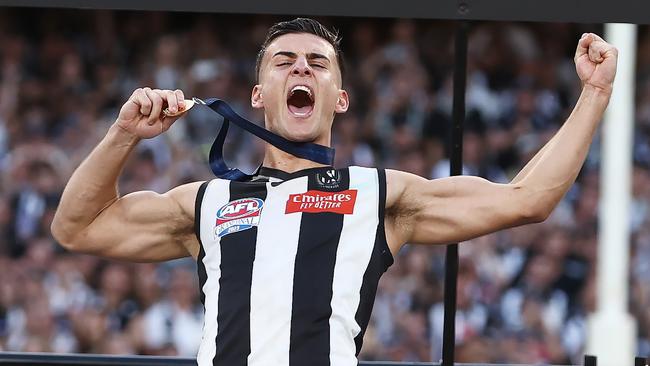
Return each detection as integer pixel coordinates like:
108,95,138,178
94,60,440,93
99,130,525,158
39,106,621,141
163,99,196,117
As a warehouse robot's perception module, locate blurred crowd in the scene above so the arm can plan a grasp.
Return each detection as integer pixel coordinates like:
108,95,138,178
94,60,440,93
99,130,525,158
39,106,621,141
0,8,649,365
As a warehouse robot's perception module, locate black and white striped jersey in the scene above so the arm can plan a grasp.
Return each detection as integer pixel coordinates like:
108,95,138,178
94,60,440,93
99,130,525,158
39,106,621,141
194,166,394,366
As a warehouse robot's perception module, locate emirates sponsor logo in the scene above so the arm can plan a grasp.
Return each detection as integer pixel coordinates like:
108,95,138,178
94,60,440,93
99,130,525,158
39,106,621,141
285,189,357,214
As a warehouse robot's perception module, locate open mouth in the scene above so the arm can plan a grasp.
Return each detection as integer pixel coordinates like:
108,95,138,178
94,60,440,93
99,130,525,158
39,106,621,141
287,85,314,118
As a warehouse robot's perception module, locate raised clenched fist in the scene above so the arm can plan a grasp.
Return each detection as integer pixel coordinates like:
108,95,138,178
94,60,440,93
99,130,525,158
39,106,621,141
574,33,618,94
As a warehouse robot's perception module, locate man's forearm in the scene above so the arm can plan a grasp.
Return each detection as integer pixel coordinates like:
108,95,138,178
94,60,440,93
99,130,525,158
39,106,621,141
511,90,593,185
517,85,610,216
510,128,559,184
51,123,141,243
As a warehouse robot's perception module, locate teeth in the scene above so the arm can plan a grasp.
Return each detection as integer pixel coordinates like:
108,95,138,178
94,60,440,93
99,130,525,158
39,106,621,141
291,85,312,98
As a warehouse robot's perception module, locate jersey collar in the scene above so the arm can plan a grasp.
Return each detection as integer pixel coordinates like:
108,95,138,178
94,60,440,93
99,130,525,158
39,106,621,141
254,166,336,182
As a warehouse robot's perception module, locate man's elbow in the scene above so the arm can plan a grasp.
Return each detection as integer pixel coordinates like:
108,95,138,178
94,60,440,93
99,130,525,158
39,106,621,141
510,184,558,224
519,200,553,224
50,218,83,252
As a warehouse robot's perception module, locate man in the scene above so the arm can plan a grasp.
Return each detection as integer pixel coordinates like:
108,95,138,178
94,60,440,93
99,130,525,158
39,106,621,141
51,18,617,366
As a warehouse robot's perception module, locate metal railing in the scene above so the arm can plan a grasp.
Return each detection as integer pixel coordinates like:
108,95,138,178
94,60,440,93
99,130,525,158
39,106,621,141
0,352,647,366
0,352,578,366
0,352,418,366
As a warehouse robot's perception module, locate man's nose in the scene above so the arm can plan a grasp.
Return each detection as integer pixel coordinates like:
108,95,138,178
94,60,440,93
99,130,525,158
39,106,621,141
291,57,312,77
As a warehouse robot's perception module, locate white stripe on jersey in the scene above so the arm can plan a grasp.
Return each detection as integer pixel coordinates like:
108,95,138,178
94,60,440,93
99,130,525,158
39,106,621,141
329,167,379,366
197,179,230,365
248,177,309,366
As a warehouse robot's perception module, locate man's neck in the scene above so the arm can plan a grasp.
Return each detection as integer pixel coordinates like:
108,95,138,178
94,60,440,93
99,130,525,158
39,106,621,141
261,144,330,173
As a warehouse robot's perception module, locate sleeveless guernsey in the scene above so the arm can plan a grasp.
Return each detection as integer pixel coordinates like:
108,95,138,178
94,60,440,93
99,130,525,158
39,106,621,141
194,166,394,366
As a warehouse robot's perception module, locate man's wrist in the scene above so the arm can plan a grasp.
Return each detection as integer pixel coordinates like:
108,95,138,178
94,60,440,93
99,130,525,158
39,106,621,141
582,83,613,100
108,122,141,147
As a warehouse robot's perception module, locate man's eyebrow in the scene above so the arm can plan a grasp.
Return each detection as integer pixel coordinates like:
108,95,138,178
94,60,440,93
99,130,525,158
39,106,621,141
307,53,330,63
272,51,297,59
272,51,331,63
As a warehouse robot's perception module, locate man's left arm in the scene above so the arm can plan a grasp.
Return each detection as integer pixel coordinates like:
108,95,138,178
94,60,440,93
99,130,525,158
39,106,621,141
384,33,617,254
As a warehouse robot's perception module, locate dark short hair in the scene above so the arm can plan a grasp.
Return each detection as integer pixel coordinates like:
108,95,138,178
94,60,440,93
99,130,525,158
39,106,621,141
255,18,345,83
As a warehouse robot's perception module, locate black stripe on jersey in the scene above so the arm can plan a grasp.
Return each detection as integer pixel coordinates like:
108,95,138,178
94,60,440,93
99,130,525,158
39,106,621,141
213,182,268,366
289,168,350,366
354,168,394,356
195,181,210,307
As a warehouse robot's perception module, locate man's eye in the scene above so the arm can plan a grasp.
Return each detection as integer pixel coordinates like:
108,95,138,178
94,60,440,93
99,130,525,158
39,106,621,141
277,62,292,66
311,64,326,69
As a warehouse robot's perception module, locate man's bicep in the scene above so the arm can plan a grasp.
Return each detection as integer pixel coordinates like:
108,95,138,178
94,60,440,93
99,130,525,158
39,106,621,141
387,171,536,247
75,183,201,262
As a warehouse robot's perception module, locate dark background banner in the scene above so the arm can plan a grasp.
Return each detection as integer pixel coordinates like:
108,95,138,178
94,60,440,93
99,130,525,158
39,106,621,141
0,0,647,24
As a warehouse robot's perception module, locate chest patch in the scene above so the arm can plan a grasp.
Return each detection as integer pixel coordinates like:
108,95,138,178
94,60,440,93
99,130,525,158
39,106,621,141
215,198,264,238
285,189,357,214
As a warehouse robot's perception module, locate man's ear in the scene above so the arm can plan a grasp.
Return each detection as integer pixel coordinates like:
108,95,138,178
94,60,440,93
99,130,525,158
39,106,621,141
251,85,264,109
335,89,349,113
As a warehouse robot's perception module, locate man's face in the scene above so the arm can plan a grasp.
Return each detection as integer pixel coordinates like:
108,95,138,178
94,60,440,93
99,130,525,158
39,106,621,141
252,33,349,145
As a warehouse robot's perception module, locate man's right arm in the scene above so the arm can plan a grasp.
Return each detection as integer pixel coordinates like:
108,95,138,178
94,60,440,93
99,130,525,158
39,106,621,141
51,88,201,262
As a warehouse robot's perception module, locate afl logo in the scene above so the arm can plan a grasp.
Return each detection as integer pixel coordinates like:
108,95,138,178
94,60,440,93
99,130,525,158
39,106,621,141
215,198,264,238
